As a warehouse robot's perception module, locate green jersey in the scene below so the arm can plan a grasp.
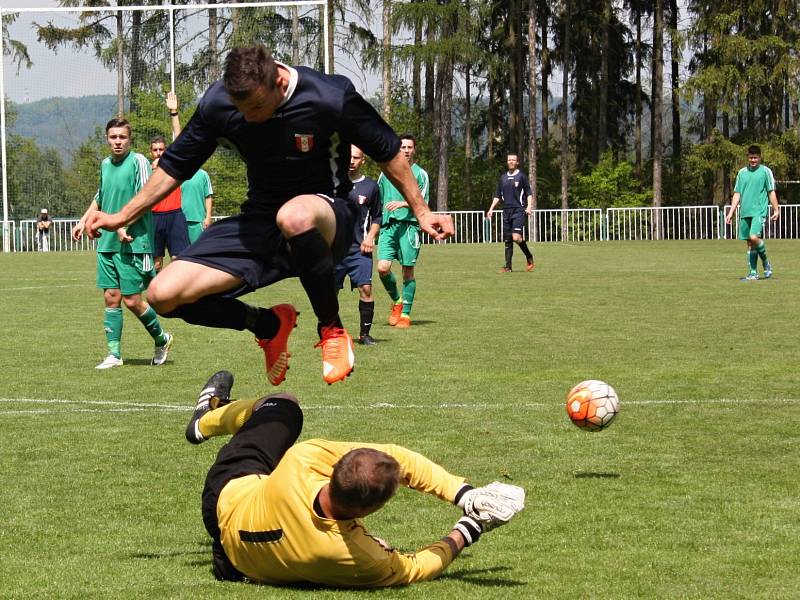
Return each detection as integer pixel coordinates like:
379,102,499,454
181,169,213,223
96,151,152,253
734,164,775,219
377,162,429,224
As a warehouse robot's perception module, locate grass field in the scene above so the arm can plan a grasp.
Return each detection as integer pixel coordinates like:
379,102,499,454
1,240,799,599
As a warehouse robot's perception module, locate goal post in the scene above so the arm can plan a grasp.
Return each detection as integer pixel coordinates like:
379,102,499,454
0,1,329,252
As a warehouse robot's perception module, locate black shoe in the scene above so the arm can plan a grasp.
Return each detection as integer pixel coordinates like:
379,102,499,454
185,371,234,444
358,334,377,346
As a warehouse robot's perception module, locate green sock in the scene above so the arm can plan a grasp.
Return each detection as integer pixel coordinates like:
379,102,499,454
380,271,400,303
137,306,167,346
747,249,758,273
103,307,123,358
401,279,416,316
756,241,768,265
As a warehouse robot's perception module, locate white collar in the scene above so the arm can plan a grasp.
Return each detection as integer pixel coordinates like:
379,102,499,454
276,61,298,108
350,174,365,183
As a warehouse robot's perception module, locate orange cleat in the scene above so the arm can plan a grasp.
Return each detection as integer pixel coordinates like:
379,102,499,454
315,324,355,384
388,302,403,326
256,304,298,386
395,315,412,328
526,259,535,272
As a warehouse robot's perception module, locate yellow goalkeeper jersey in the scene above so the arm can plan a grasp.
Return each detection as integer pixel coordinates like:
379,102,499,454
216,438,466,587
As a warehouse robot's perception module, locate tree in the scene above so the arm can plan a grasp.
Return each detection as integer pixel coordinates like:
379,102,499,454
560,0,571,237
527,0,539,230
652,0,663,238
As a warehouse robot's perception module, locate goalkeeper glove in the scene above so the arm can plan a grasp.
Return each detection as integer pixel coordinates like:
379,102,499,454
455,481,526,531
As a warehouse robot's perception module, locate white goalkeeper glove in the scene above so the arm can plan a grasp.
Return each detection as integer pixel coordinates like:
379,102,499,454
455,481,526,531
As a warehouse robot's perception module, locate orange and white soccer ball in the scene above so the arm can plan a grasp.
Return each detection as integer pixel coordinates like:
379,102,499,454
566,380,619,431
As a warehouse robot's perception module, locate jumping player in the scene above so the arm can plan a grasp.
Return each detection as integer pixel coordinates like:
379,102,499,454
724,145,781,280
335,145,382,345
486,153,534,272
84,45,453,385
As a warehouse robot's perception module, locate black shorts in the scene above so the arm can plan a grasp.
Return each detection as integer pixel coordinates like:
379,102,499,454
335,249,373,290
153,208,191,258
201,396,304,543
177,196,357,297
502,208,526,241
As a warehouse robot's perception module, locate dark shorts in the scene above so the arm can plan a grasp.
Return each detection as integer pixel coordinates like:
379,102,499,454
201,396,303,580
178,196,357,298
335,249,373,290
502,208,526,241
153,209,191,258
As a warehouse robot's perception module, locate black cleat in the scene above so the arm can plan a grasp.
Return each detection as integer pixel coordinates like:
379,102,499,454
358,334,377,346
185,370,234,444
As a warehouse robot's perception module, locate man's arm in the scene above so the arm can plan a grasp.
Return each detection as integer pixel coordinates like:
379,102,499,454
167,91,181,139
203,194,214,228
525,195,534,215
725,192,741,224
361,222,380,255
486,197,501,219
768,190,780,221
72,198,99,241
85,168,181,238
377,151,453,241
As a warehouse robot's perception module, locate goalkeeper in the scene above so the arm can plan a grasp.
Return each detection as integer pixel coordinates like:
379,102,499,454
185,370,526,587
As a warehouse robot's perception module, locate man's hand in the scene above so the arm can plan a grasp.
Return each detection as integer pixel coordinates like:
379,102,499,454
385,200,406,212
486,209,494,219
418,211,454,241
724,212,733,225
770,207,781,221
361,237,375,254
116,227,133,243
458,482,525,531
85,210,126,239
166,91,178,113
203,216,212,229
71,222,85,241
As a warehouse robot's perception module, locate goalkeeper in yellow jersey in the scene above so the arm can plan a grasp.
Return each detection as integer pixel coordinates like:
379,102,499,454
185,371,525,587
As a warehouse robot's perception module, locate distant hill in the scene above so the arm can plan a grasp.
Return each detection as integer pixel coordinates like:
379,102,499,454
9,95,118,165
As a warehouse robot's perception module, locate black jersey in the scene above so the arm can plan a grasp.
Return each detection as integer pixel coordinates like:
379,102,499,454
158,64,401,214
495,170,533,210
347,175,382,251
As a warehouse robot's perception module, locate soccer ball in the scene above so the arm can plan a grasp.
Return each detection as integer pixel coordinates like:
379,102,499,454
565,380,619,431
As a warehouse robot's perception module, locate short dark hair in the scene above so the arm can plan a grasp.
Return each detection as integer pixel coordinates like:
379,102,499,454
507,152,519,159
223,45,279,100
330,448,400,512
747,145,762,156
399,134,416,146
150,135,166,146
105,117,131,136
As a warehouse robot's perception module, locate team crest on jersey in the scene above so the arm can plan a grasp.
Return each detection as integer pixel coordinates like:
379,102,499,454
357,195,367,205
514,181,519,188
294,134,314,152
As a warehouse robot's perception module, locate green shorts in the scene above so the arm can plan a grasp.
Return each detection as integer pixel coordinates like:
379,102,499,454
96,251,156,296
187,222,204,244
378,220,422,266
738,215,766,240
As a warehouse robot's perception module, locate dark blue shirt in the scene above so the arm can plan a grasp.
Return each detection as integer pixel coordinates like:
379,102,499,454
347,175,382,251
495,170,533,210
158,65,401,214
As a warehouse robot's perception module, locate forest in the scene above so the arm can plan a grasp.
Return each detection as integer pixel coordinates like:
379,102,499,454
1,0,799,222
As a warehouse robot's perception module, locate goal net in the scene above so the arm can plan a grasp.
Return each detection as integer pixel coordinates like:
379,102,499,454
1,1,328,251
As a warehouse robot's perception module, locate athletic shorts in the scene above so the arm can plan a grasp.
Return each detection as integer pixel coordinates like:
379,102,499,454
377,220,422,266
178,196,357,297
153,209,191,258
738,215,766,240
186,221,204,244
502,208,526,241
201,396,303,580
335,249,373,290
96,251,155,296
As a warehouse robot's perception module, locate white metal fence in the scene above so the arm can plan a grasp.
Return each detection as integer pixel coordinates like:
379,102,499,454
6,205,800,252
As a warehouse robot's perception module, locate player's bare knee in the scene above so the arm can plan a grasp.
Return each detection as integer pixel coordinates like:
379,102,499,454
104,289,122,307
122,294,144,312
276,203,313,237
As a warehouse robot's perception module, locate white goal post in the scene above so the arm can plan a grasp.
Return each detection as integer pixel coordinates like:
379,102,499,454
0,1,330,252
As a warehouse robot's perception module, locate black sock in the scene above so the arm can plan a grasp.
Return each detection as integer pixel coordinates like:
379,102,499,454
517,241,533,260
504,241,513,268
287,229,340,328
359,299,374,336
165,298,279,339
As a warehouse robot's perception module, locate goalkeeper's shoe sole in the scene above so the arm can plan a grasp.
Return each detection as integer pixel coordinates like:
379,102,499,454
185,370,234,444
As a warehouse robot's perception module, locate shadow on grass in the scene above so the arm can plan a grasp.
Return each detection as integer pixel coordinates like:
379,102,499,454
440,565,525,587
574,472,621,479
124,358,163,366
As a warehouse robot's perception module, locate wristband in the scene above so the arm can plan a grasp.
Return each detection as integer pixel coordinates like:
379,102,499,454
169,111,178,116
453,483,474,508
453,516,482,546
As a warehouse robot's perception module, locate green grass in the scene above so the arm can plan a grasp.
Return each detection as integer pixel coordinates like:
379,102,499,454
1,241,798,599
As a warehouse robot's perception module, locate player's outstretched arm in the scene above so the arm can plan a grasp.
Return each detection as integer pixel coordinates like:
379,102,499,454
377,151,454,241
85,169,181,238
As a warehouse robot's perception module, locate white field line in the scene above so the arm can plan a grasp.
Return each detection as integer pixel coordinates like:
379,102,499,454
4,283,89,292
0,396,798,416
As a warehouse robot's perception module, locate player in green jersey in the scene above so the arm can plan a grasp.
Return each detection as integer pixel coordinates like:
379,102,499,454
377,135,429,328
167,92,214,243
724,145,781,281
72,118,173,369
